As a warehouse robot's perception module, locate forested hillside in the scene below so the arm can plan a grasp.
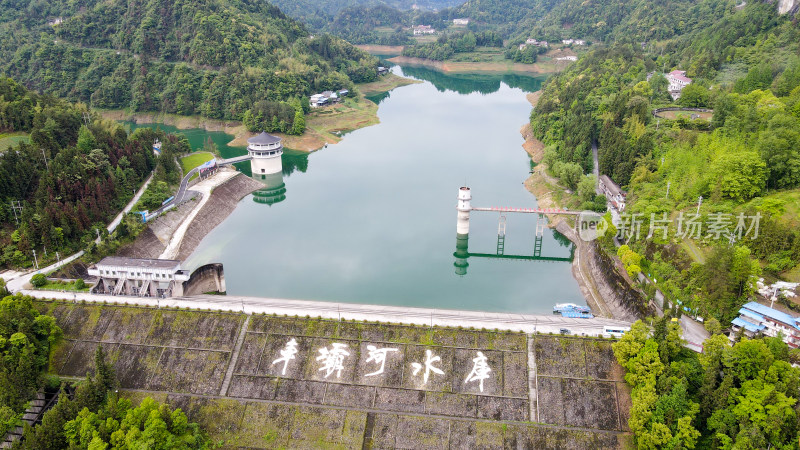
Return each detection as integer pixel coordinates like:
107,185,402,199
270,0,463,31
0,76,190,270
0,0,379,123
531,1,800,319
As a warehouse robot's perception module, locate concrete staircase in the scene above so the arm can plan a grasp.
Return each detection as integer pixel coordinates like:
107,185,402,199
1,388,64,448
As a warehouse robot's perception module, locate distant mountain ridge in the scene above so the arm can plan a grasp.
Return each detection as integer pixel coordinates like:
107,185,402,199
0,0,379,120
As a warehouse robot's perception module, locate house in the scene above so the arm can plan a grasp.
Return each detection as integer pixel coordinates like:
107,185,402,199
519,44,527,51
599,175,626,212
524,39,548,48
88,257,191,297
666,70,692,100
377,66,389,75
556,56,578,61
453,18,470,25
309,94,328,108
413,25,435,35
47,17,63,26
310,90,345,108
731,302,800,348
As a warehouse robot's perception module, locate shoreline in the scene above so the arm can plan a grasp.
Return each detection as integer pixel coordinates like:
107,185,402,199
519,91,635,320
99,73,419,152
387,55,572,75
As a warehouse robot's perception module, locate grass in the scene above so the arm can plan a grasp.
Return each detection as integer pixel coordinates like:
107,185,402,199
358,73,421,96
0,132,30,151
180,151,215,182
34,279,91,292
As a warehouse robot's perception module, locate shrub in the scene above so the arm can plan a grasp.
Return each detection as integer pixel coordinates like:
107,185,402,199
31,274,46,287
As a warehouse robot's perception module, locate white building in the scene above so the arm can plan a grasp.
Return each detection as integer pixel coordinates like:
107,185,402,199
453,18,470,25
248,132,283,176
88,257,190,297
413,25,435,35
732,302,800,348
561,39,586,45
525,39,548,48
666,70,692,100
556,56,578,61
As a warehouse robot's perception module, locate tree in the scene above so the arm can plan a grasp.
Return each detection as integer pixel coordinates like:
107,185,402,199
64,397,209,449
708,152,766,202
704,317,722,335
678,84,709,108
31,274,46,287
75,279,86,290
290,109,305,135
0,295,62,412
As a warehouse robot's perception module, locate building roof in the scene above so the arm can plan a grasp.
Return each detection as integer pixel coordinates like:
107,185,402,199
741,301,800,330
668,70,692,84
95,257,181,270
732,317,766,333
247,132,282,145
739,308,764,323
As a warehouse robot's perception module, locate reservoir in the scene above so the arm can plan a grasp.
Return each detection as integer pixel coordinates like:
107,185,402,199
129,66,585,313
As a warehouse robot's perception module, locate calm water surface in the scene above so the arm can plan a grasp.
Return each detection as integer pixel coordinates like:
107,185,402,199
129,67,585,313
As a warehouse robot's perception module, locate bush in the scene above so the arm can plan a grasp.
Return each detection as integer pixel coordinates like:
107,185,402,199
74,279,86,290
31,274,46,287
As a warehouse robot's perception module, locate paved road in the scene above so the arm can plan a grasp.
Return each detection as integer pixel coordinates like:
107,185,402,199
592,139,600,193
149,155,251,219
5,172,155,293
105,173,154,239
21,290,633,337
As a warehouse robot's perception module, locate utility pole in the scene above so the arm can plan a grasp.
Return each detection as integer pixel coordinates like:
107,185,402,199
82,112,91,128
10,200,22,225
32,250,38,270
40,148,49,171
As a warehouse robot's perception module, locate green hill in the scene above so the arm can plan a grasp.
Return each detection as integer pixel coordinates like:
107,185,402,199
0,0,379,122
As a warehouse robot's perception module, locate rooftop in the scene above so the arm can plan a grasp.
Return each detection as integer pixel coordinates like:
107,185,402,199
732,317,766,333
667,70,692,83
95,257,181,270
247,132,282,146
741,301,800,330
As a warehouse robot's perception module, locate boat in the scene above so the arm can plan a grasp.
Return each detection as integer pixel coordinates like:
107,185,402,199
553,303,591,314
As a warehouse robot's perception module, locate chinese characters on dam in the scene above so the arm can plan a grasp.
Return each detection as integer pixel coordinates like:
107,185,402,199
271,340,493,392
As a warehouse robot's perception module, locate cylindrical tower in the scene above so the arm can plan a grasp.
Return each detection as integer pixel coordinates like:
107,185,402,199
248,132,283,175
456,186,471,235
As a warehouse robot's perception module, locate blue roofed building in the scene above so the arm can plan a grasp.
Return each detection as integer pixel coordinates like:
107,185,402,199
731,302,800,348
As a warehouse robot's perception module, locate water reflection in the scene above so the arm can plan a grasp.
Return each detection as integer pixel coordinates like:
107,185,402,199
252,171,287,206
398,65,547,95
